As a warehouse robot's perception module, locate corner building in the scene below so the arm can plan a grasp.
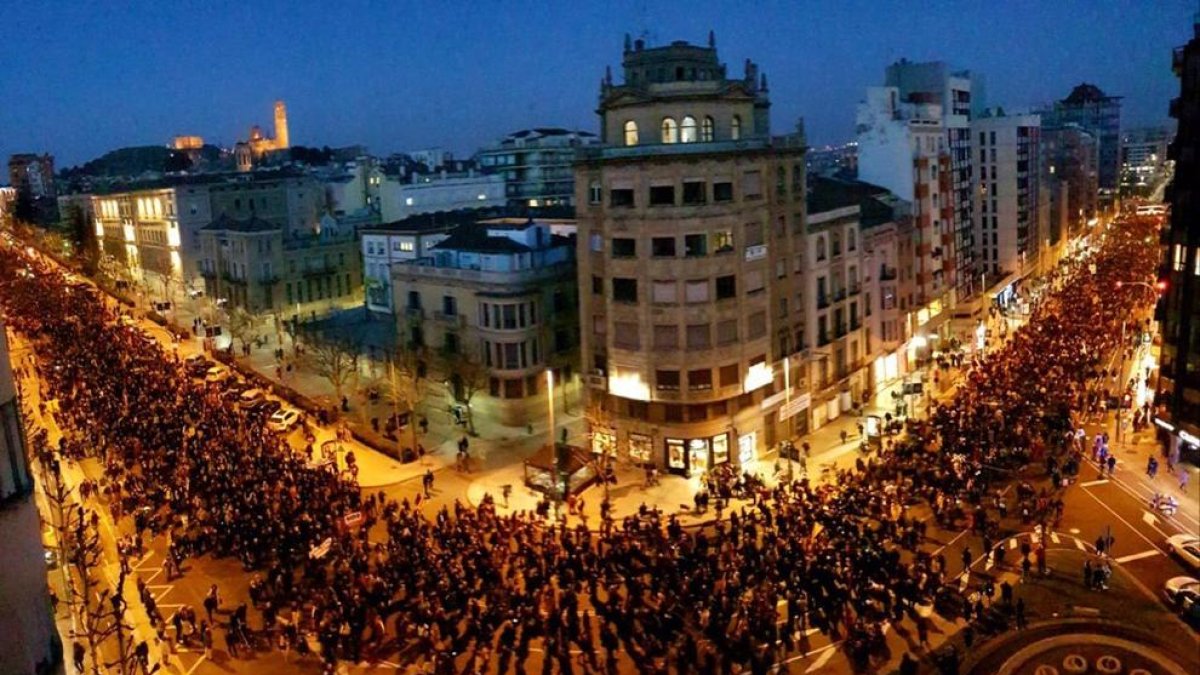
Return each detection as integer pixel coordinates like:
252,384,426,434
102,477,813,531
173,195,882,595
577,35,805,473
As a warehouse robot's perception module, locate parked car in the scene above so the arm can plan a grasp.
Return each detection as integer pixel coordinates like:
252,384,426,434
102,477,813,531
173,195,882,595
267,408,301,432
237,388,266,409
246,399,282,417
1164,576,1200,613
205,367,231,385
1167,534,1200,573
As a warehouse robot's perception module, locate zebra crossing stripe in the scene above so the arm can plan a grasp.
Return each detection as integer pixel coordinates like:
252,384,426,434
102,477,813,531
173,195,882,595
1009,538,1018,549
1050,532,1061,544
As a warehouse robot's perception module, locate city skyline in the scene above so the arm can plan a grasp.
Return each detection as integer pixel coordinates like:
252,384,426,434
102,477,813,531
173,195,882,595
0,0,1192,167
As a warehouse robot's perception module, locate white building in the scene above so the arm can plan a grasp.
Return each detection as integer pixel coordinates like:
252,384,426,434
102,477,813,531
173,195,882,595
378,170,506,223
970,111,1045,282
359,214,460,313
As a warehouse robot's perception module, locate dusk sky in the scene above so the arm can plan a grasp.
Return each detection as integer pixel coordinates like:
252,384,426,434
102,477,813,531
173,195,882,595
1,1,1192,169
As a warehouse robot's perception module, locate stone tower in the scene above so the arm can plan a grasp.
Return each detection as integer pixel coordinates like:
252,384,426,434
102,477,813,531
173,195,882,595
274,100,289,149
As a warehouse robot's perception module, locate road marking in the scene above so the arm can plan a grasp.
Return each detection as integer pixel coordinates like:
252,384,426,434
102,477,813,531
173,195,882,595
1075,538,1087,551
1114,549,1162,564
1077,485,1164,552
1050,532,1061,544
1079,478,1110,487
805,646,838,673
1069,527,1081,534
934,529,969,555
183,654,207,675
1009,538,1018,549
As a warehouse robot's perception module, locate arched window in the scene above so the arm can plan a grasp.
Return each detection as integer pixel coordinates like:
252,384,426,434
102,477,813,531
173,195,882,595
623,120,639,146
731,115,742,140
680,116,698,143
701,116,714,142
816,235,827,261
661,117,678,144
831,232,842,256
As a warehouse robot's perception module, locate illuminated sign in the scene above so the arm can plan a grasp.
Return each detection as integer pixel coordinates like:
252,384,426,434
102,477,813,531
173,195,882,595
744,362,773,393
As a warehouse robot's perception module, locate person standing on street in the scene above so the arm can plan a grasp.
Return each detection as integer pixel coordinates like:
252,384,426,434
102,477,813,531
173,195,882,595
1015,598,1027,630
422,469,434,498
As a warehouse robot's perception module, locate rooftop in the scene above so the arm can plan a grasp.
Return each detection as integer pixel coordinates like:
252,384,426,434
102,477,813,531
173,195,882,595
807,175,891,217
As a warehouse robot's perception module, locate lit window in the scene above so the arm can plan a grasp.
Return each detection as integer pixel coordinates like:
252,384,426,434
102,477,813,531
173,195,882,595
661,117,678,144
702,116,714,142
731,115,742,140
405,197,414,206
623,120,639,146
680,116,697,143
1175,244,1185,272
399,241,415,252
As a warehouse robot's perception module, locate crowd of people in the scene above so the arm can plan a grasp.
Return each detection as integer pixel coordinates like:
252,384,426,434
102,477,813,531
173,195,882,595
0,213,1161,674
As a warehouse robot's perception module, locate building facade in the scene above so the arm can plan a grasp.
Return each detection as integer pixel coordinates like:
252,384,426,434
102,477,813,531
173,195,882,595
378,169,506,223
92,182,215,296
1041,124,1099,238
970,111,1045,279
1040,84,1122,193
1156,14,1200,461
8,153,56,199
390,218,577,425
361,215,458,314
885,59,983,300
0,320,62,674
477,128,601,208
577,34,806,472
856,87,954,343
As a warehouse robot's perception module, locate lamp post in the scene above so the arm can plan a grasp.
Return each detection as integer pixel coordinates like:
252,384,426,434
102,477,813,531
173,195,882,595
783,354,793,483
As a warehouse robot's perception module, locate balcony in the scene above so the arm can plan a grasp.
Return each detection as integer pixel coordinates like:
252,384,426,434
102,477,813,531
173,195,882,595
833,288,847,302
259,275,280,285
303,264,337,278
818,330,830,346
849,283,862,296
835,322,848,338
817,293,830,310
405,306,425,319
880,267,898,281
851,318,861,331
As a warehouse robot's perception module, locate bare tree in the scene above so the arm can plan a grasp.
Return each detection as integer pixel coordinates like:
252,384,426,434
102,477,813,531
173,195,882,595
227,306,258,352
437,347,488,435
303,329,361,404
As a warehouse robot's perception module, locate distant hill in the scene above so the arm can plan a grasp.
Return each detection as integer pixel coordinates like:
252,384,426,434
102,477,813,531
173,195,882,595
60,144,222,178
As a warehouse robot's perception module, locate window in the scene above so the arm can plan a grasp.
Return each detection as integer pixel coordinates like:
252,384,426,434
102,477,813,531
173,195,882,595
702,116,714,142
652,280,677,304
442,295,457,316
654,325,678,349
684,234,707,257
816,235,827,261
612,237,636,258
719,363,740,387
685,280,709,303
717,319,738,345
589,182,602,204
716,275,737,300
847,228,857,251
623,120,639,146
503,305,517,329
713,181,734,202
610,188,635,207
649,185,675,206
1175,244,1186,272
731,115,742,140
613,278,638,303
831,232,841,256
708,230,732,254
592,275,603,294
661,117,678,144
656,370,681,391
742,170,762,199
613,322,640,349
686,323,711,349
745,269,764,294
681,116,698,143
748,311,766,339
682,181,706,205
745,222,764,247
688,368,713,391
652,237,676,257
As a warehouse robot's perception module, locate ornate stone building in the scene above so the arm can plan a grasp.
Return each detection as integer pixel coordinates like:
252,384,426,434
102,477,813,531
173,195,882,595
577,34,806,472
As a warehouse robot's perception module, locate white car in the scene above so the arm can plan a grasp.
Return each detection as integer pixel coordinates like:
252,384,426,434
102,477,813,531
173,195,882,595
237,388,266,409
267,409,301,433
1164,576,1200,608
1167,534,1200,572
204,367,231,384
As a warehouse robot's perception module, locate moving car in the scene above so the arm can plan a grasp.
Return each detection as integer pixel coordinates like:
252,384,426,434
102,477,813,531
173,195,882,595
267,408,301,433
1167,534,1200,573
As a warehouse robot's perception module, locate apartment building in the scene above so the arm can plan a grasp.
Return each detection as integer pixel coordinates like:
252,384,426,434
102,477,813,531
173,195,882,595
577,34,806,472
970,111,1047,281
476,128,601,207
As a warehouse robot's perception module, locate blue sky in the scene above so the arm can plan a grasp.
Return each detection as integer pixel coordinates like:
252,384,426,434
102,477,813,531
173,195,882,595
0,0,1192,168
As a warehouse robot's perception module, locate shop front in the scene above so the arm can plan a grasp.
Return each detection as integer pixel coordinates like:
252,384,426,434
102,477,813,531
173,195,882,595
665,432,732,476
